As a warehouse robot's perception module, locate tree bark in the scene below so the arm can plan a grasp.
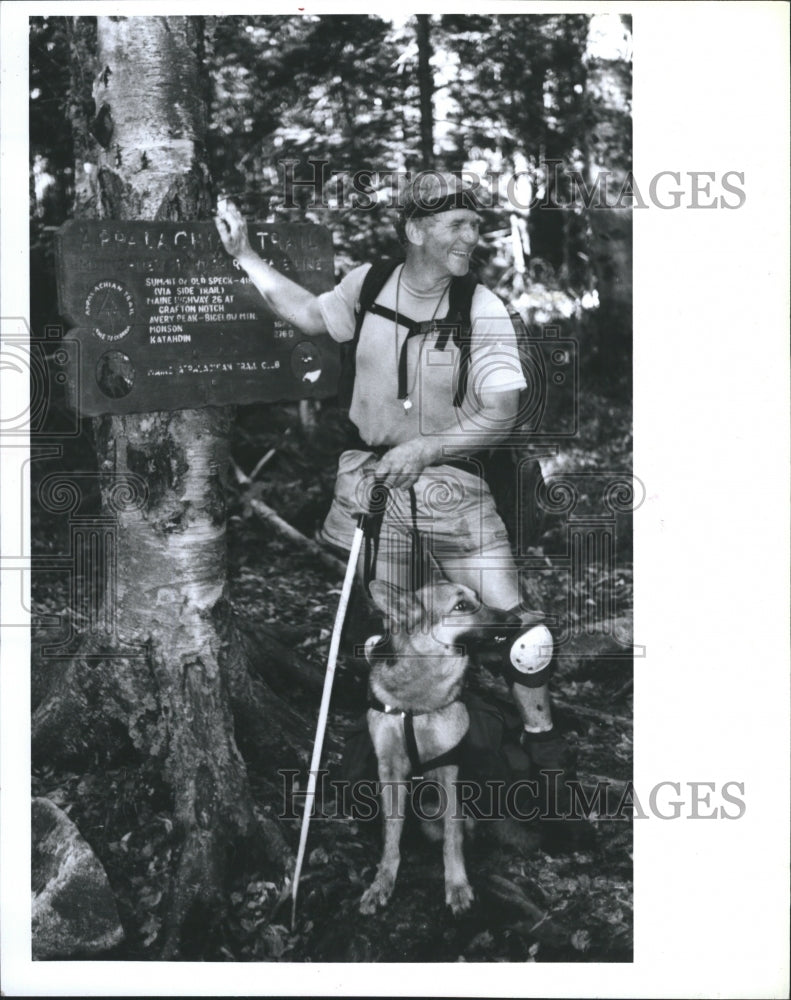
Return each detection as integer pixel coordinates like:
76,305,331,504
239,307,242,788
36,15,292,958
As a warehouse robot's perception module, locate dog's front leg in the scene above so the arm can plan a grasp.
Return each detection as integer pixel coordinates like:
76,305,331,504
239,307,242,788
437,764,474,914
359,766,408,914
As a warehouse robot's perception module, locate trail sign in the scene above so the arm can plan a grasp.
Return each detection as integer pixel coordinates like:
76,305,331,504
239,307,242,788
55,220,339,416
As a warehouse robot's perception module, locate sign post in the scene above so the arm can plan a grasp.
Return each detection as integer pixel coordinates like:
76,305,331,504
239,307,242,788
55,220,339,416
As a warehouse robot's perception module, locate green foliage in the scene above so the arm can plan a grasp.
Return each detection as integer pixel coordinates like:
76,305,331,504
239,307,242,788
208,15,429,270
31,13,632,373
29,18,73,175
439,14,590,157
203,14,632,370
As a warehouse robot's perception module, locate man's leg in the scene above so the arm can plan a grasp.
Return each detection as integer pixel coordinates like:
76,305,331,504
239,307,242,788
446,553,555,729
444,547,579,834
414,467,558,734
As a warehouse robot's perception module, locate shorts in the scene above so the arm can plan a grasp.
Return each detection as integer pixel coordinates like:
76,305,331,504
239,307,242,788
318,449,516,593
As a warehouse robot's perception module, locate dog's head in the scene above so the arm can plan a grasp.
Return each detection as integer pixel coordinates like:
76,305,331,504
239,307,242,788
367,579,517,656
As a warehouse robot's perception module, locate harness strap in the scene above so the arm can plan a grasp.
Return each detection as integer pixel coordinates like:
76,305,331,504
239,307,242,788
365,302,440,404
397,327,430,402
354,268,479,406
452,329,473,408
358,482,390,590
353,458,486,588
367,695,464,781
408,485,422,592
361,518,381,591
433,324,453,352
366,300,419,332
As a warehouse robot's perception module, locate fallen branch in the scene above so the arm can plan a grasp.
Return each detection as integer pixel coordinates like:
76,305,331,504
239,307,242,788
582,773,629,792
612,677,634,701
235,618,328,699
230,457,251,486
552,697,631,729
248,446,277,481
484,875,566,945
231,428,291,484
247,497,347,576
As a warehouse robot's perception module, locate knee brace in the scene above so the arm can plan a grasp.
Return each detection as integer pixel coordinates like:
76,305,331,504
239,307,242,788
498,619,555,689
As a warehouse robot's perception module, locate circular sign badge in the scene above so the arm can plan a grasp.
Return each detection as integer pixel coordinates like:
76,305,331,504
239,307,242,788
290,341,322,384
84,280,135,341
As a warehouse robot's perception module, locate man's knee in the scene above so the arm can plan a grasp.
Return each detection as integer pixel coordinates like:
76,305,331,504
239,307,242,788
503,622,554,689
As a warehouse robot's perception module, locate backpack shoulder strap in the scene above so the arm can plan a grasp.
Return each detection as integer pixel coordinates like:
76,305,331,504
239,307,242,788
505,304,527,338
338,258,403,409
447,272,478,332
352,258,403,345
445,273,479,407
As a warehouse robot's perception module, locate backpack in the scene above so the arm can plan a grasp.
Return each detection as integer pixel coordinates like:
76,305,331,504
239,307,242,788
337,258,547,548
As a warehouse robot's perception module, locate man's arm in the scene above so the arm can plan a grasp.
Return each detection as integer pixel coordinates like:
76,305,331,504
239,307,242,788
214,199,328,335
374,388,520,490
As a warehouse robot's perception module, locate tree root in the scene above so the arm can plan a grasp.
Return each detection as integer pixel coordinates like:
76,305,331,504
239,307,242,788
161,827,225,959
31,639,158,765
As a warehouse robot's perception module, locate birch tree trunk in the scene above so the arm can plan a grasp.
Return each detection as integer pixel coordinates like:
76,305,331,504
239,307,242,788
32,15,290,958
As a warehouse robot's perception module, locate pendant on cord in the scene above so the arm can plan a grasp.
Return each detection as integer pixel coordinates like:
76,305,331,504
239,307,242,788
402,398,412,412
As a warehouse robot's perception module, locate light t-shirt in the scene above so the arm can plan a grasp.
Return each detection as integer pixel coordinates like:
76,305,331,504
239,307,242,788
318,263,526,447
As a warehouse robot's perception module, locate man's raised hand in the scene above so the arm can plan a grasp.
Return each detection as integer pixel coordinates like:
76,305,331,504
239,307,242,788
213,200,328,335
214,198,253,260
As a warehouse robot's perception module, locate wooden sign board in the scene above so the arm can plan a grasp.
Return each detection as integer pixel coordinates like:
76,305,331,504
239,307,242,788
55,220,339,416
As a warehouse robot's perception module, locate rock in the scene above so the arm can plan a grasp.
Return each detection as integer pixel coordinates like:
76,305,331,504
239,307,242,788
31,797,124,959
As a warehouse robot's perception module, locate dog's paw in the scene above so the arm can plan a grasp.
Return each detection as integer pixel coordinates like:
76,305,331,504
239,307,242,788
446,880,474,915
359,873,396,914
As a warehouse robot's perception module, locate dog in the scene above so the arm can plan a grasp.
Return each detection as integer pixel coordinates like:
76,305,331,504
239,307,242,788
359,578,517,916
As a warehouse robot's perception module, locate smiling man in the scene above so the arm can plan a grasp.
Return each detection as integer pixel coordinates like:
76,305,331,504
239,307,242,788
215,172,578,835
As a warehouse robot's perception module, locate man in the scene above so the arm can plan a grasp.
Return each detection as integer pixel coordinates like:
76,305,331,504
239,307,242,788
215,173,575,821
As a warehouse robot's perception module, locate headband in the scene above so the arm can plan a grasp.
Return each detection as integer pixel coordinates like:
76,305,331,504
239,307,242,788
401,186,483,221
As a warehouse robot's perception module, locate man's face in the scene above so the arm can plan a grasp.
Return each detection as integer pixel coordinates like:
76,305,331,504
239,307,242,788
414,209,480,278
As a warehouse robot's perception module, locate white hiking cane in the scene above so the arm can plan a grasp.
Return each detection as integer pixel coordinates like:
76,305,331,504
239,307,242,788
290,485,387,930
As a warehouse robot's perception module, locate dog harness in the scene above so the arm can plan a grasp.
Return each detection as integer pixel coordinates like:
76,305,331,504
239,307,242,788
367,692,465,783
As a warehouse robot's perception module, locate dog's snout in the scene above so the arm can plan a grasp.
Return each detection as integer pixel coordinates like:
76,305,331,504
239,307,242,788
452,605,521,648
484,607,522,627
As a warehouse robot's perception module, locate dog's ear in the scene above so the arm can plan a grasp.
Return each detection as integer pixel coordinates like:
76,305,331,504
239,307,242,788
368,580,421,630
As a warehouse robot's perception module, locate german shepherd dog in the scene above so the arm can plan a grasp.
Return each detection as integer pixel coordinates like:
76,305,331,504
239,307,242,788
359,578,516,915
